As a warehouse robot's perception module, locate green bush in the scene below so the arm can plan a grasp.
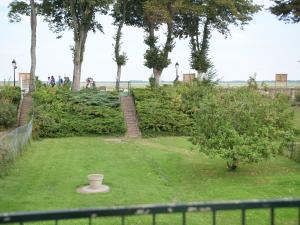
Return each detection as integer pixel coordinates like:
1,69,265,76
295,92,300,106
132,88,192,136
190,87,294,170
0,99,17,128
0,86,21,105
33,88,126,138
0,86,20,129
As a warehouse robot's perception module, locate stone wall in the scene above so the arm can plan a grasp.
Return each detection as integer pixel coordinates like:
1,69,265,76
261,88,300,100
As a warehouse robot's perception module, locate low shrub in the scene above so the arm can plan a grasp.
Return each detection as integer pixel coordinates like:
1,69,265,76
0,86,21,105
0,86,20,129
132,88,192,137
33,87,126,138
0,99,18,128
190,87,294,170
295,92,300,106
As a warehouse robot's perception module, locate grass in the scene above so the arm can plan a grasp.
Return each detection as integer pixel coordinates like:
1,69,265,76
0,136,300,224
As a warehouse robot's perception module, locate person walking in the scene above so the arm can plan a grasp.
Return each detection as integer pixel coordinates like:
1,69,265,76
50,76,55,87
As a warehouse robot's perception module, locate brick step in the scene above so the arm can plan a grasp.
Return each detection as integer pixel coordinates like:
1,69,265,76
120,95,141,138
19,96,33,126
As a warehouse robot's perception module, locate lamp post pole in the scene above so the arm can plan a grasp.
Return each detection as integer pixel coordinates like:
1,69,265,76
174,62,179,82
12,59,17,87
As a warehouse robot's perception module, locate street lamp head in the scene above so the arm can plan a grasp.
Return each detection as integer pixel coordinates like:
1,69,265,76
12,59,17,69
175,62,179,69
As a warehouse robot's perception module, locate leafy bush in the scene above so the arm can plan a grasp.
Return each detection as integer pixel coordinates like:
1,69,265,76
190,88,294,170
0,86,20,129
295,92,300,106
0,99,17,128
33,87,125,138
132,87,192,137
0,86,21,105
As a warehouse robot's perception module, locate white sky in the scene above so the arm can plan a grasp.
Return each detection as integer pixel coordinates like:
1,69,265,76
0,0,299,82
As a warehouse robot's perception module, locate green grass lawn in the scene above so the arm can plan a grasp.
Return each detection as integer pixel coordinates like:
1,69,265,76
0,137,300,224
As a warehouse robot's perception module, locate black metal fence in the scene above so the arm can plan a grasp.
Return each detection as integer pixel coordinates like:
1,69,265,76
0,199,299,225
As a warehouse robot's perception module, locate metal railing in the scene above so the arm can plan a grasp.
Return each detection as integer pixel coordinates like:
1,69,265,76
287,142,300,162
0,119,32,172
0,199,299,224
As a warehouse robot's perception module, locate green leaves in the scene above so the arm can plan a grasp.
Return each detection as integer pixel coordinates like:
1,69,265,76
0,86,21,129
8,0,31,23
191,87,294,169
270,0,300,23
33,88,125,138
133,88,192,137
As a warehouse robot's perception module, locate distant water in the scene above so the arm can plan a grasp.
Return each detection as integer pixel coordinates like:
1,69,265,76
1,80,300,88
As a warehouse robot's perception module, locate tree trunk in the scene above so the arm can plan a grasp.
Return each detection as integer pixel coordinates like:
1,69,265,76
29,0,36,93
197,70,202,80
72,29,88,92
116,65,121,91
152,21,173,87
153,68,162,87
72,39,81,91
114,0,126,91
227,158,239,171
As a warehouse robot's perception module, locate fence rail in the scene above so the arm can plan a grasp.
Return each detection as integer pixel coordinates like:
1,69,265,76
0,199,299,224
0,119,32,171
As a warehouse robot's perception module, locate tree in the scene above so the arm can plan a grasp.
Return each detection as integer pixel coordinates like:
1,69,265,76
143,0,183,87
8,0,39,93
113,0,182,87
113,0,128,91
270,0,300,23
174,0,260,78
41,0,112,91
191,88,294,170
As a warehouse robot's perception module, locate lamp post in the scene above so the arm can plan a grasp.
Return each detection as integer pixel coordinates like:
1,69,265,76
174,62,179,82
11,59,17,87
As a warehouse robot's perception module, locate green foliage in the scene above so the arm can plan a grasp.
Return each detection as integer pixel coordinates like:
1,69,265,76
132,88,192,136
247,74,258,90
148,76,156,89
0,86,21,129
143,34,172,71
174,0,261,74
191,87,294,170
295,92,300,106
0,99,18,128
33,87,125,138
270,0,300,23
0,86,21,105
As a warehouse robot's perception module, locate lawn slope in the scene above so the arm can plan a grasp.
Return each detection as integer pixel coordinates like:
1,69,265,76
0,137,299,224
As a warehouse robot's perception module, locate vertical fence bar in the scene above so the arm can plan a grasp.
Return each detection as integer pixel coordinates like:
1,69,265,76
212,210,216,225
182,212,186,225
298,207,300,225
121,215,125,225
88,217,92,225
270,208,275,225
241,209,246,225
55,219,58,225
152,214,156,225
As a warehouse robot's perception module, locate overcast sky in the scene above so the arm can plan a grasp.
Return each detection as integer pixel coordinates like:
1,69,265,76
0,0,299,82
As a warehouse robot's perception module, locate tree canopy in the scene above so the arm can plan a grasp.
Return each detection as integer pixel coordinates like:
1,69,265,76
41,0,112,91
174,0,261,76
191,86,294,170
270,0,300,23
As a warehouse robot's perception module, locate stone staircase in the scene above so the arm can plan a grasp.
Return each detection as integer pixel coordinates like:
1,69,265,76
120,95,141,138
19,95,33,126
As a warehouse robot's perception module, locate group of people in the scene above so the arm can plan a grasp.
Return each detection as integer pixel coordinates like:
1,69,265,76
46,76,71,88
86,77,96,89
